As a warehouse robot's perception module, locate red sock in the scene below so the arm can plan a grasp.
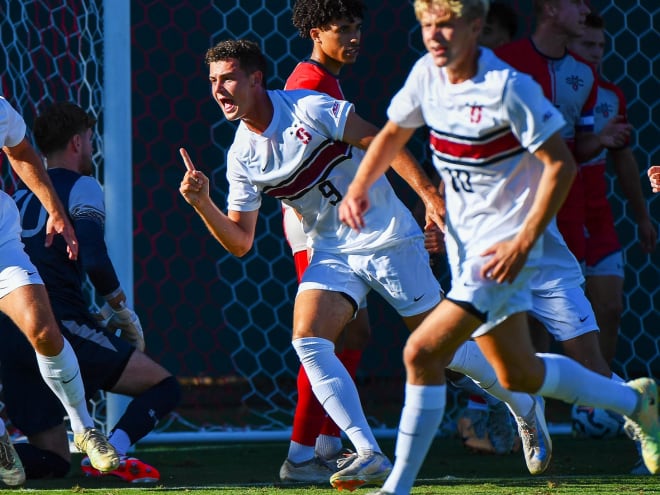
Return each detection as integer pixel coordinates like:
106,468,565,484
290,365,326,446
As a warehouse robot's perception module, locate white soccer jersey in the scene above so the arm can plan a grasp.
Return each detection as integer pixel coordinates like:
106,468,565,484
0,97,26,149
387,48,566,274
0,97,29,247
226,89,422,254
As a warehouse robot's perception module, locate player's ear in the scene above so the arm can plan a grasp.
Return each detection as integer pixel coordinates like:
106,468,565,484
310,27,321,43
70,133,81,152
251,70,263,87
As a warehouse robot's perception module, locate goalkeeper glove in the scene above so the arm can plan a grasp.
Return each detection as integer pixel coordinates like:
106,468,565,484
98,301,145,352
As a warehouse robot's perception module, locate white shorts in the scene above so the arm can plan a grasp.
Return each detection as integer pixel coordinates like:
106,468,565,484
0,195,43,299
282,203,307,255
449,256,536,338
585,251,624,278
299,237,441,317
529,285,598,341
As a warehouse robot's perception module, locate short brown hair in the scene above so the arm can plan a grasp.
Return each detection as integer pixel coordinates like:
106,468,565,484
34,102,96,156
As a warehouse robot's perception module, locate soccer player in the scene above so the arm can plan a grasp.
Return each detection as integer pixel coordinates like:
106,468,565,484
179,38,450,491
567,11,656,366
278,0,372,482
0,95,118,485
338,0,660,492
0,102,181,482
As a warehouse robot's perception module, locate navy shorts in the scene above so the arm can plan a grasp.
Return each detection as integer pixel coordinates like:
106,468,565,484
0,311,134,436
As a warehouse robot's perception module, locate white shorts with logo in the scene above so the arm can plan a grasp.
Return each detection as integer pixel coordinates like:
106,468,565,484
449,255,536,338
529,285,598,341
299,237,441,317
0,193,43,299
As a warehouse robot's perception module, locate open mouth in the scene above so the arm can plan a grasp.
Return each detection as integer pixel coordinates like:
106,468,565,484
219,98,236,113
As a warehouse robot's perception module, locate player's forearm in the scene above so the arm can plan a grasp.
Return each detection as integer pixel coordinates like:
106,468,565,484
6,142,68,221
193,200,253,257
353,121,412,191
611,148,652,223
520,136,578,249
389,148,438,205
573,132,603,163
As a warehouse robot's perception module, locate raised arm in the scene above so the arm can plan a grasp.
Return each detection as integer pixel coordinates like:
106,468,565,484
179,148,258,257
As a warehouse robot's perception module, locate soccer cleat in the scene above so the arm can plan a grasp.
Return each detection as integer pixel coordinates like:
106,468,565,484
321,447,354,470
279,456,335,483
74,428,120,473
0,431,25,486
623,378,659,475
329,451,392,491
514,396,552,475
487,401,516,455
81,455,160,483
457,407,495,454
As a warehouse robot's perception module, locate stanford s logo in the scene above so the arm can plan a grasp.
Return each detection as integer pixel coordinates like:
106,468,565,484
296,127,312,144
469,104,483,124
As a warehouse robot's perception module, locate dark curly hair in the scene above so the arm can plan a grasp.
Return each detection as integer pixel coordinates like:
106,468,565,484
292,0,366,39
33,102,96,156
204,39,268,87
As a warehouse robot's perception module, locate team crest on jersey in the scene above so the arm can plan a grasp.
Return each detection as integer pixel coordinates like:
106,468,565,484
596,102,613,118
296,127,312,144
468,104,483,123
565,75,584,91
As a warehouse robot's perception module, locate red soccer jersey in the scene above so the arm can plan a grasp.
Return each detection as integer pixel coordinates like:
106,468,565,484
285,60,344,100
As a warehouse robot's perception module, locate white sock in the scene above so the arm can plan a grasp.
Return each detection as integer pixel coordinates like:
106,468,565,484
108,428,131,456
383,383,445,495
315,434,343,459
287,441,315,464
537,353,638,416
292,337,380,456
449,341,534,417
35,338,93,433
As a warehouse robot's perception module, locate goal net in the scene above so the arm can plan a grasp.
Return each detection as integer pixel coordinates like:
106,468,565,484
1,0,657,444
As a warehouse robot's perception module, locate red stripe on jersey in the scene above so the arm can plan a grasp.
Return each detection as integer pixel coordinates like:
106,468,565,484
430,129,521,164
264,140,351,199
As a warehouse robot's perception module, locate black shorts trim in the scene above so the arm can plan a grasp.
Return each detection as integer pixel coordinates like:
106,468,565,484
447,297,487,322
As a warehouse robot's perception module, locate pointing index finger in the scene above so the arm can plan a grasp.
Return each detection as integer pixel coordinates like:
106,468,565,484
179,147,196,172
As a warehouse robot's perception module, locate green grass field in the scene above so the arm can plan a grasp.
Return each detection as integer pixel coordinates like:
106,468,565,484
5,435,659,494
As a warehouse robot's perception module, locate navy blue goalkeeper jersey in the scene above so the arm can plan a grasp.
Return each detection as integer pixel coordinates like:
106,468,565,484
12,168,119,320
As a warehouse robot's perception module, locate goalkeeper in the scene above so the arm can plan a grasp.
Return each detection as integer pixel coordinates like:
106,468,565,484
0,102,180,482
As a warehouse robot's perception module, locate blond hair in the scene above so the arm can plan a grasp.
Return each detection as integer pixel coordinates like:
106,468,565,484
413,0,489,21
